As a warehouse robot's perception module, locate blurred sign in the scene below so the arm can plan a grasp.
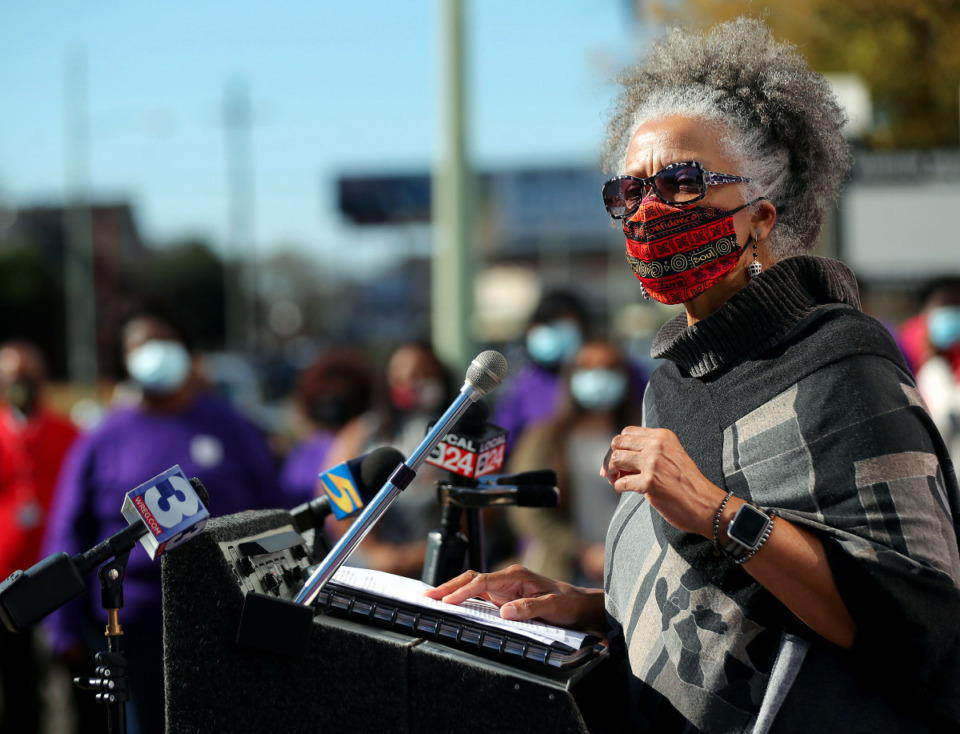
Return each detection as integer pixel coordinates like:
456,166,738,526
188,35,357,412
489,167,611,240
844,150,960,279
851,150,960,183
841,183,960,280
338,174,432,224
337,167,613,251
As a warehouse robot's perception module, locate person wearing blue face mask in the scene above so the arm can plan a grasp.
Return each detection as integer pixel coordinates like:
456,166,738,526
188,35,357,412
492,289,590,452
124,337,193,395
929,307,960,352
569,364,629,412
505,339,644,585
524,319,584,368
41,297,280,734
913,279,960,467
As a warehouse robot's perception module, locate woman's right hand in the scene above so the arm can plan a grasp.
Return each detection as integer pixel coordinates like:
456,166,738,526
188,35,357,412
423,564,606,636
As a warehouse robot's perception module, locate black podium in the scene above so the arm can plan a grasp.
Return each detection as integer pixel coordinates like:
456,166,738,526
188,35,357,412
161,510,612,734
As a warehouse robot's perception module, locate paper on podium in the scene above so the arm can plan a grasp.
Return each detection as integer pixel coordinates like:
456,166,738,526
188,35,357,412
331,566,591,650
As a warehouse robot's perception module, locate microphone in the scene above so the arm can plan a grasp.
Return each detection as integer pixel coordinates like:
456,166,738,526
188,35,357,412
288,447,406,531
290,446,403,532
294,350,508,606
485,470,557,486
0,467,209,633
424,400,508,479
439,470,561,509
190,477,211,510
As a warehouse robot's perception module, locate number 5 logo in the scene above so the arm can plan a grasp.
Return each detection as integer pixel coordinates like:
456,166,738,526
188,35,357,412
323,471,363,517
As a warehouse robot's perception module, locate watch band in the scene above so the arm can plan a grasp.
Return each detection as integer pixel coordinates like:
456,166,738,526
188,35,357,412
712,491,734,555
722,502,775,563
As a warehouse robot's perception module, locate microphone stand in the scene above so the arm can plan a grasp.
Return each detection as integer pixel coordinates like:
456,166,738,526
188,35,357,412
465,504,485,573
233,352,506,658
74,554,131,734
294,350,507,607
423,481,487,587
420,488,488,587
422,499,470,587
420,479,478,586
423,473,560,586
294,388,476,606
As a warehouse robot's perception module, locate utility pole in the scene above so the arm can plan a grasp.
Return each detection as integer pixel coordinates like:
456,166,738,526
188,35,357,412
223,77,258,353
63,51,98,389
432,0,477,372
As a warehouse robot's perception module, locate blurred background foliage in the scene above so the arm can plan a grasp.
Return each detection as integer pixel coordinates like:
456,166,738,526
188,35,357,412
650,0,960,148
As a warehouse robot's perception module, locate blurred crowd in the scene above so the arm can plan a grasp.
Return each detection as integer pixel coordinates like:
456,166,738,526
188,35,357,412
2,279,960,733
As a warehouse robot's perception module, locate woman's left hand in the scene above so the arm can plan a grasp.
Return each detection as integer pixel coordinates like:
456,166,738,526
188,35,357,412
604,426,725,538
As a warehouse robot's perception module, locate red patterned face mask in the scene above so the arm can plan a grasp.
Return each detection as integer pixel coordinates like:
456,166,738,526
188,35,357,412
623,196,761,305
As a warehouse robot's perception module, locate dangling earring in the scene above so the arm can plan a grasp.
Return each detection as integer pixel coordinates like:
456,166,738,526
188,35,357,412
747,230,762,278
639,282,650,301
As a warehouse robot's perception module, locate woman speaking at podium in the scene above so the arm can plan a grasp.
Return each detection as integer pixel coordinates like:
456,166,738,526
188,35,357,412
428,18,960,734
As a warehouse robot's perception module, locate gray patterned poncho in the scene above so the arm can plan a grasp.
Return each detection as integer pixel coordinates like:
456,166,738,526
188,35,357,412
604,257,960,733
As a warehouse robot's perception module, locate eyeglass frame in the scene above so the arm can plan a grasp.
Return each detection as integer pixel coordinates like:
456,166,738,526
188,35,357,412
601,160,753,220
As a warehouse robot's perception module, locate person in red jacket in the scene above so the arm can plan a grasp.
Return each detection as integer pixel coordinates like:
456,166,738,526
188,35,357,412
0,340,81,734
0,340,81,575
0,425,41,734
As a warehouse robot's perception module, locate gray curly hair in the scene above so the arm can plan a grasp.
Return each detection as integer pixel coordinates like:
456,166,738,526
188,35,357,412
602,18,852,259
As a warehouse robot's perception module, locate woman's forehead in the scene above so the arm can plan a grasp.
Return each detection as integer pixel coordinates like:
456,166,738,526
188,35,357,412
624,115,734,175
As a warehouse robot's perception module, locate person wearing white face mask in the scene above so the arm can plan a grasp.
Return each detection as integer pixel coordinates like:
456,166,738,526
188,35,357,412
41,298,280,734
505,339,644,585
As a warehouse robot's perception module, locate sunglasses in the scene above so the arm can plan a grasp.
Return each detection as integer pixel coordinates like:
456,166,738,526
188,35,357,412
601,161,752,219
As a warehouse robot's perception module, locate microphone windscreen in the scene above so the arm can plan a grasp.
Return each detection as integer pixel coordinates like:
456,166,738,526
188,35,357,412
189,477,211,511
427,398,490,435
324,447,407,520
357,446,405,491
458,398,490,427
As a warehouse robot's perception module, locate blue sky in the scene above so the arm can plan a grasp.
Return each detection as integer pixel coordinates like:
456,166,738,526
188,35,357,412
0,2,643,266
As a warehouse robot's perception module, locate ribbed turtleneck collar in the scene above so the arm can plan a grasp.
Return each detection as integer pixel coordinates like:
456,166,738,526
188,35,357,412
650,256,862,378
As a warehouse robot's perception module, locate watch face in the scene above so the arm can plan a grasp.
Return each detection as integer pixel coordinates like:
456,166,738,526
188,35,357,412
730,505,769,547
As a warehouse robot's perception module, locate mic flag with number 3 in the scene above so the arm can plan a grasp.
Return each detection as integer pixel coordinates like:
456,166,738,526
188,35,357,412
121,465,210,559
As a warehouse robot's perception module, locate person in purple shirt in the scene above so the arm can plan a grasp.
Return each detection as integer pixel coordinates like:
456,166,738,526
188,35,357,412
493,289,592,451
279,347,375,507
41,298,280,734
280,433,336,506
